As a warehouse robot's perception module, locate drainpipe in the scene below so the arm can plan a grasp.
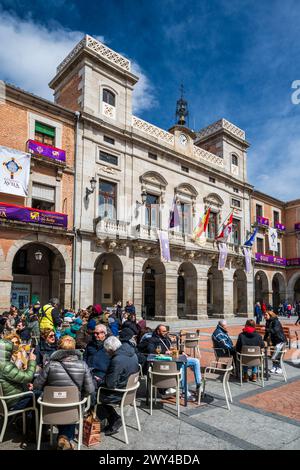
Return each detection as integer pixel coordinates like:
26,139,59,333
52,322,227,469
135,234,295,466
72,111,81,309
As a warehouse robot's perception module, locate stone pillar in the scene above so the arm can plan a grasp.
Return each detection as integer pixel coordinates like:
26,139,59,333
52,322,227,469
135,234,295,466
62,281,72,309
223,268,235,318
0,277,13,310
161,272,177,322
195,265,209,320
79,267,95,308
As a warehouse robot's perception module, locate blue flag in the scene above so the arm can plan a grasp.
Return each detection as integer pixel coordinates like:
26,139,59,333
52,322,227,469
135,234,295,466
244,227,258,247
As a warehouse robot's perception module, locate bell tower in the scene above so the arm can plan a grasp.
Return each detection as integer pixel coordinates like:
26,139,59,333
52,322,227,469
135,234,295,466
175,84,189,126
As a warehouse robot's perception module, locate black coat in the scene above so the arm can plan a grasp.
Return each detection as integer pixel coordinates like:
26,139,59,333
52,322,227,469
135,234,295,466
34,340,57,367
83,337,111,379
141,332,172,354
122,320,140,336
264,317,286,345
236,330,265,353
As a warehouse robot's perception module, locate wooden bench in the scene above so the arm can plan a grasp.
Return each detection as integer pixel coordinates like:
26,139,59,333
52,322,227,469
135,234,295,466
255,325,299,349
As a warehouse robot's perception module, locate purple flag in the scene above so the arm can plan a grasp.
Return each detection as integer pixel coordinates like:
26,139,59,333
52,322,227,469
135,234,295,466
158,230,171,262
27,140,66,163
218,242,228,270
243,246,251,273
169,198,180,229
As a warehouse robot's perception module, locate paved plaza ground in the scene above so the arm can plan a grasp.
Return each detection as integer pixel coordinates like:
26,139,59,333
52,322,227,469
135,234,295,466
1,318,300,451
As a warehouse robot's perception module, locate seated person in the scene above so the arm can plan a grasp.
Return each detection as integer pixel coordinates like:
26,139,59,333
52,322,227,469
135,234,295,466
97,336,139,436
236,319,265,382
122,313,140,336
34,328,57,368
83,324,111,385
33,335,95,450
212,320,235,357
144,325,202,401
108,312,119,336
15,320,32,343
76,319,96,349
119,327,147,374
4,333,29,370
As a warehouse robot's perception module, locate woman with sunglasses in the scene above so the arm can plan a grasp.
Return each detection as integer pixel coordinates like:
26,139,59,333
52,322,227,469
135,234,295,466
34,328,57,367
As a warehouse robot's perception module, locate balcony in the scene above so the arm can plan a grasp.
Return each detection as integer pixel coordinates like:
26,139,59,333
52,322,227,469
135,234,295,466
295,223,300,231
256,216,269,228
286,258,300,266
275,222,285,232
95,218,129,238
0,202,68,229
27,139,66,165
255,252,286,267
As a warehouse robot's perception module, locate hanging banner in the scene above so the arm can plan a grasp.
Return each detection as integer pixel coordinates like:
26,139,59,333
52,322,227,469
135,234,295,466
0,146,31,197
27,139,66,163
0,202,68,228
243,246,251,273
268,227,278,251
169,198,180,229
158,230,171,262
218,242,228,270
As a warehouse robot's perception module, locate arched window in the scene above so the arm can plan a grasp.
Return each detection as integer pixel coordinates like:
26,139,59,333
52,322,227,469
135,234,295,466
232,154,238,166
103,89,116,107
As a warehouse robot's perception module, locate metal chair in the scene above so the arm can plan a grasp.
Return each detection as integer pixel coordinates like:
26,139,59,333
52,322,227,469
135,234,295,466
236,346,264,387
37,385,87,450
182,331,201,358
268,346,288,382
95,372,141,445
0,384,39,443
148,361,182,417
201,357,233,410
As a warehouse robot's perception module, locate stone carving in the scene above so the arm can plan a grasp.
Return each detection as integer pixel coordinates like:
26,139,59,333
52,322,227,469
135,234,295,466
193,145,224,168
132,116,175,144
57,35,130,74
197,118,245,141
102,102,116,119
101,166,115,174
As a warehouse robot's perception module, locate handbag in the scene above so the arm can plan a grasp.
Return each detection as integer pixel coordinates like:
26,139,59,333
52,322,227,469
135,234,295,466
83,409,101,447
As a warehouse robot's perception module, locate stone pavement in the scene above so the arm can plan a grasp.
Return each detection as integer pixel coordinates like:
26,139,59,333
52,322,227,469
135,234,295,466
0,318,300,451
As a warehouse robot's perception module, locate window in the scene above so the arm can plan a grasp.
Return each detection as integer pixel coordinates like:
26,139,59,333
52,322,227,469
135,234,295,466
178,202,191,235
145,194,159,228
181,165,189,173
148,152,157,161
256,204,263,219
103,135,115,145
232,154,238,166
233,187,239,193
99,180,117,219
34,121,55,146
103,89,115,107
31,183,55,211
232,198,241,208
12,249,27,275
232,218,241,245
99,150,118,166
273,210,280,225
209,177,216,183
256,238,264,253
207,211,217,239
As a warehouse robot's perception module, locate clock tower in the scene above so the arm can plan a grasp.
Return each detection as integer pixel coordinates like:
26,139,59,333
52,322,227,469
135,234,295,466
168,85,196,153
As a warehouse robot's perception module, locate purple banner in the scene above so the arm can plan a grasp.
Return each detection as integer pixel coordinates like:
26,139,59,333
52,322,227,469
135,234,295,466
295,223,300,231
286,258,300,266
158,230,171,262
243,246,251,273
0,202,67,228
255,252,286,266
218,242,228,270
275,222,285,231
257,216,269,226
27,140,66,163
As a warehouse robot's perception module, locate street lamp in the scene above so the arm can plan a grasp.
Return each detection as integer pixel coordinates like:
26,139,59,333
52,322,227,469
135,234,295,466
179,268,185,277
145,265,152,274
86,177,97,200
34,250,43,262
102,259,109,271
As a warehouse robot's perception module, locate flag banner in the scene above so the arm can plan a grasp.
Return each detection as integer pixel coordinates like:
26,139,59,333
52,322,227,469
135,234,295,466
257,215,269,226
268,227,278,251
243,246,251,273
255,253,286,266
275,222,285,231
0,202,68,228
244,227,258,247
0,146,31,197
158,230,171,262
169,198,180,229
27,139,66,163
216,212,233,242
193,208,210,240
218,242,228,270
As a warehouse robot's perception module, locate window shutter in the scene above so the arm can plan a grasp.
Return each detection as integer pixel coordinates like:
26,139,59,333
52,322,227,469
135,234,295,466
32,183,55,202
35,122,56,137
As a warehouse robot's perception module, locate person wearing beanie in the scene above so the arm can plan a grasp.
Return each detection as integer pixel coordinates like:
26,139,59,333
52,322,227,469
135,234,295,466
236,319,265,382
61,318,83,340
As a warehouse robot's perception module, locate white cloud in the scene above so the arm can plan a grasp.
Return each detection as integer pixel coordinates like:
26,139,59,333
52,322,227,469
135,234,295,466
0,9,156,113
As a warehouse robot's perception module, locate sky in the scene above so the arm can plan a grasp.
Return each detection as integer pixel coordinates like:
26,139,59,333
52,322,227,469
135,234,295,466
0,0,300,201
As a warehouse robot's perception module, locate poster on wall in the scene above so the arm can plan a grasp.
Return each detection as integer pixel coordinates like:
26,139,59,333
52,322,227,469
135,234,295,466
11,283,31,310
0,146,31,197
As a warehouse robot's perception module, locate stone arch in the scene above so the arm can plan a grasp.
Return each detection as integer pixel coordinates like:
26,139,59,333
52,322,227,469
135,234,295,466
233,269,248,315
142,258,166,319
94,252,124,307
207,266,224,317
254,270,270,304
272,272,286,312
287,272,300,303
177,262,197,318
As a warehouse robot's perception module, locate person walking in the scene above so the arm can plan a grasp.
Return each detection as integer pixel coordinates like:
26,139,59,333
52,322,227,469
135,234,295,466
254,302,263,325
263,306,286,374
38,298,61,332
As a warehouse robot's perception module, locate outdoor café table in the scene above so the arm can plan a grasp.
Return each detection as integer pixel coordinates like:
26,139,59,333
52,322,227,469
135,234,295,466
146,354,188,407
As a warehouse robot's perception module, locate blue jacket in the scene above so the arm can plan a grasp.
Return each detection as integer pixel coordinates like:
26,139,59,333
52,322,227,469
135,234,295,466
212,325,234,351
83,337,111,379
254,305,262,319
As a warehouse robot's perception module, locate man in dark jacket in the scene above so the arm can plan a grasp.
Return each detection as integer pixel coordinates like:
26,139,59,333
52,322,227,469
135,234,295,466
211,320,235,357
97,336,139,436
83,324,111,384
33,335,95,450
119,327,147,373
122,312,140,336
236,319,265,382
263,307,286,374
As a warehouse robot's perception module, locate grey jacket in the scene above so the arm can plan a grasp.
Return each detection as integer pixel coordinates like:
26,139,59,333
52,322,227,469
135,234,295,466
33,349,95,397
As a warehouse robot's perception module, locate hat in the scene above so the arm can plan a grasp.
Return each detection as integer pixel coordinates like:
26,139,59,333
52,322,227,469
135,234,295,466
119,327,135,342
64,312,74,318
93,304,102,315
73,317,83,326
87,319,96,330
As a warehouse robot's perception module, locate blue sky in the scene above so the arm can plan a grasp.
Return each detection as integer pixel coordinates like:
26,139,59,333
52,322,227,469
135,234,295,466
1,0,300,201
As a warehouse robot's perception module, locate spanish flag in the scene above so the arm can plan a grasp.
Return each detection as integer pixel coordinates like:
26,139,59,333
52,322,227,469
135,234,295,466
192,208,211,240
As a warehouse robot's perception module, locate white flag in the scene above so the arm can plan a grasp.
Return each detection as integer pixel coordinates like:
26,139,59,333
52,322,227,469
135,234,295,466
0,146,31,197
268,228,278,251
218,243,228,270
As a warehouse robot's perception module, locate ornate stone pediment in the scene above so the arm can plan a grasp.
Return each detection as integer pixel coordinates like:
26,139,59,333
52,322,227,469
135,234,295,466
140,171,168,189
175,183,198,199
204,193,224,209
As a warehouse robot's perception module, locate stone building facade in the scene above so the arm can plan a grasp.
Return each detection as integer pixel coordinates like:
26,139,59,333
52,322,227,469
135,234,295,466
0,84,75,310
48,35,254,321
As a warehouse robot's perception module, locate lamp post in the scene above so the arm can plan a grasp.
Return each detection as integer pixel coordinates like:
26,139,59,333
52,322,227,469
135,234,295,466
85,176,97,200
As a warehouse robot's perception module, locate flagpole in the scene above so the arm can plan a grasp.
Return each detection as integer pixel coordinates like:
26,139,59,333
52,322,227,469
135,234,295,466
216,208,234,238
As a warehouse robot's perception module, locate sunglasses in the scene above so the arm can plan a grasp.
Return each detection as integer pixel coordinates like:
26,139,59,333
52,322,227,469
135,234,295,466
48,334,55,338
